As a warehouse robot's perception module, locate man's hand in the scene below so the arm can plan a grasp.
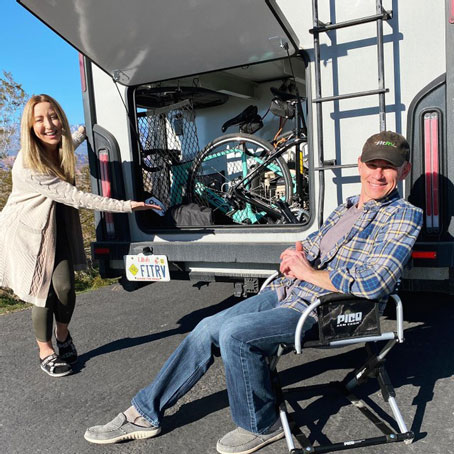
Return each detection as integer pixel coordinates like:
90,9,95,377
279,241,313,280
279,241,338,292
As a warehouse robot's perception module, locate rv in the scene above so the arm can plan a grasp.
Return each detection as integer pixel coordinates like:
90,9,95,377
19,0,454,295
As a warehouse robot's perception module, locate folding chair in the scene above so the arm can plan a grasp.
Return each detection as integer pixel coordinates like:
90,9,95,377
263,274,414,453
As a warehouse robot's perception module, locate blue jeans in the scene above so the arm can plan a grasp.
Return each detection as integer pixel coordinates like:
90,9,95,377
132,290,316,434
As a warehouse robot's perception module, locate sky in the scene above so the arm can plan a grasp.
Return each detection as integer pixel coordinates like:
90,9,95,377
1,1,84,126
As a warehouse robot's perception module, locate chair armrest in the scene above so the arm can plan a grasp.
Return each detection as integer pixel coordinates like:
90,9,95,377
294,299,323,354
389,293,404,342
259,271,280,292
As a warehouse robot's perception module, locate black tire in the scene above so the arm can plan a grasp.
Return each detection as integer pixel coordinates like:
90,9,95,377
187,133,293,225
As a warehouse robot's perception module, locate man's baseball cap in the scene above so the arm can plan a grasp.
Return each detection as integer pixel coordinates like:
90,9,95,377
361,131,410,167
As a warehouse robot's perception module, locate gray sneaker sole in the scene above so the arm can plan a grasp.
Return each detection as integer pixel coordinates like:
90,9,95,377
216,431,284,454
84,426,161,444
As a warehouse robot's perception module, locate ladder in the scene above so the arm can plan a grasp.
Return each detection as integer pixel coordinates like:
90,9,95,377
310,0,392,226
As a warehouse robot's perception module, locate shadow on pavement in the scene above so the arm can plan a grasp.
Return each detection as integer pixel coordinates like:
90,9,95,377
73,293,239,372
76,290,454,444
274,292,454,447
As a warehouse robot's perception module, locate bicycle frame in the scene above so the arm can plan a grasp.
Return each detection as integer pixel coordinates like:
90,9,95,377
191,135,307,224
191,141,294,224
233,136,307,221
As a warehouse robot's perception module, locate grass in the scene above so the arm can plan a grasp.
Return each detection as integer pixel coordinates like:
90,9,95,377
0,267,118,315
73,268,119,293
0,290,31,315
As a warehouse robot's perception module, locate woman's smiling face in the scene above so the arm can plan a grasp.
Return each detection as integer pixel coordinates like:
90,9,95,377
32,101,63,152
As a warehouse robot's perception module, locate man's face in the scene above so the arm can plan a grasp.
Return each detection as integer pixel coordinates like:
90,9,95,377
357,158,411,206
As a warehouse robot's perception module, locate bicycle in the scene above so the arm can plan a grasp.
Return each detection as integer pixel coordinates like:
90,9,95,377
186,85,310,225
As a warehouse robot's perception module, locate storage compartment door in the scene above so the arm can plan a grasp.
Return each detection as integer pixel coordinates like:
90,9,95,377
19,0,301,86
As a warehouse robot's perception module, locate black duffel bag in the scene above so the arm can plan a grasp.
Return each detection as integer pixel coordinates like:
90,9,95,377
164,203,213,227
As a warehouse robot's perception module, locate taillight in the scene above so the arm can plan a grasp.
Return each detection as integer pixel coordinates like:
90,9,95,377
79,53,86,93
94,247,110,256
423,112,440,233
98,150,115,239
412,251,437,259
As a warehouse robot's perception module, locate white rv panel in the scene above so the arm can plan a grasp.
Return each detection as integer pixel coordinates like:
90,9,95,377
19,0,301,86
279,0,446,217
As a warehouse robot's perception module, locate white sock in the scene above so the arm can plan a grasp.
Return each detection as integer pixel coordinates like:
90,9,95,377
124,405,153,427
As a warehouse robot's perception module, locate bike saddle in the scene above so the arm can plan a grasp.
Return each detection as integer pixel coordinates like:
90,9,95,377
221,105,261,133
270,87,306,102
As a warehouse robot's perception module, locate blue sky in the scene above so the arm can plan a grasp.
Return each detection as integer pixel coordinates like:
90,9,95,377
2,1,84,125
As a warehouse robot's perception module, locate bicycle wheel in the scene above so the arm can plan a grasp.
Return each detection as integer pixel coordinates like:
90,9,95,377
272,130,309,169
188,133,293,225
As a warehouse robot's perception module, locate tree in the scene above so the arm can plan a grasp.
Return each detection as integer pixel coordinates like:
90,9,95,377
0,71,28,158
0,161,13,210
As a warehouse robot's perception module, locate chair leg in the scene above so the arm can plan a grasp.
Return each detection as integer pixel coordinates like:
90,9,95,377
344,339,396,392
271,346,302,452
377,366,413,442
279,404,297,452
273,342,414,453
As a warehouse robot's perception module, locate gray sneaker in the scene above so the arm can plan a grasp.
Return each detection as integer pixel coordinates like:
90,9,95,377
216,422,284,454
84,412,161,444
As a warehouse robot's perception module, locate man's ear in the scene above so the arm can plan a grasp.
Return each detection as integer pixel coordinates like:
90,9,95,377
399,161,412,180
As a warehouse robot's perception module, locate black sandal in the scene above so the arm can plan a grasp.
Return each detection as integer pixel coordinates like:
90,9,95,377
40,353,72,377
56,331,78,364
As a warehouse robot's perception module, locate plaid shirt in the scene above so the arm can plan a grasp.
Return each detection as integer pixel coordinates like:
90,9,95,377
265,190,423,313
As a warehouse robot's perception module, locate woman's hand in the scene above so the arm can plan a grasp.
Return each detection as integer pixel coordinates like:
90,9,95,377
77,125,86,135
130,201,163,211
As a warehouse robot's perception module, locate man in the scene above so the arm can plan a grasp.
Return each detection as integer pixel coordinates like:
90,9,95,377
84,131,422,454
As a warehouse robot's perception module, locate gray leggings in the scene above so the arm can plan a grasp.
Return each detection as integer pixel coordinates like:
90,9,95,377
32,245,76,342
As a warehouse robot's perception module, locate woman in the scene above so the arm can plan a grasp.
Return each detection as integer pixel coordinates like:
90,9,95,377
0,94,160,377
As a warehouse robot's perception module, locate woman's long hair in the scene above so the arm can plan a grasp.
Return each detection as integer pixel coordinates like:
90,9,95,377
21,94,75,183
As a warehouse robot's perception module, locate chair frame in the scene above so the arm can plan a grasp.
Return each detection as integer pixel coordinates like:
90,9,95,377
269,292,414,453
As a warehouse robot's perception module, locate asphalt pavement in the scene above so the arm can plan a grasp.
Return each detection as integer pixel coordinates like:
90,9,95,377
1,280,454,454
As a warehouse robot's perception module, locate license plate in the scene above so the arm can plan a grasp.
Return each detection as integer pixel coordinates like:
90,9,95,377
125,254,170,282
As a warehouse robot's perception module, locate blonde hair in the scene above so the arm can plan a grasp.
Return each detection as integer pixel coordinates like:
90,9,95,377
20,94,75,183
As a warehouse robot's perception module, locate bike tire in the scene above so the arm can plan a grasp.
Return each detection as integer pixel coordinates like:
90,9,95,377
187,133,293,225
272,130,309,168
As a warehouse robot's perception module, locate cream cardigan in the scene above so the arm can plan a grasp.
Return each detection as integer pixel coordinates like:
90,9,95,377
0,151,132,306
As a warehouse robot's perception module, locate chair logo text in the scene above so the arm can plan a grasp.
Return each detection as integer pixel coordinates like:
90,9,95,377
337,312,363,327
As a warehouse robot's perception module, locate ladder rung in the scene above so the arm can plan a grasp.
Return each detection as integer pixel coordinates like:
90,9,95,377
313,88,389,103
314,164,358,171
310,11,392,34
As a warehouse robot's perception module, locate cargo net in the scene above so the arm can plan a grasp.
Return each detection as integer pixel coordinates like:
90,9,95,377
137,99,200,209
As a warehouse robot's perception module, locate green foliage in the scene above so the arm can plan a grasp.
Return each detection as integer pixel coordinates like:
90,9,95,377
0,162,13,209
0,70,28,157
74,268,118,293
0,288,30,315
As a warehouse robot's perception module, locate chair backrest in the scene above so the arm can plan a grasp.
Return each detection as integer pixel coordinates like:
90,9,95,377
315,293,381,345
259,271,405,353
295,292,404,353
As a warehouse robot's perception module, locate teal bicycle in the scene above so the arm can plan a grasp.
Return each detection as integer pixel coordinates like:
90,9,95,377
187,90,309,225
